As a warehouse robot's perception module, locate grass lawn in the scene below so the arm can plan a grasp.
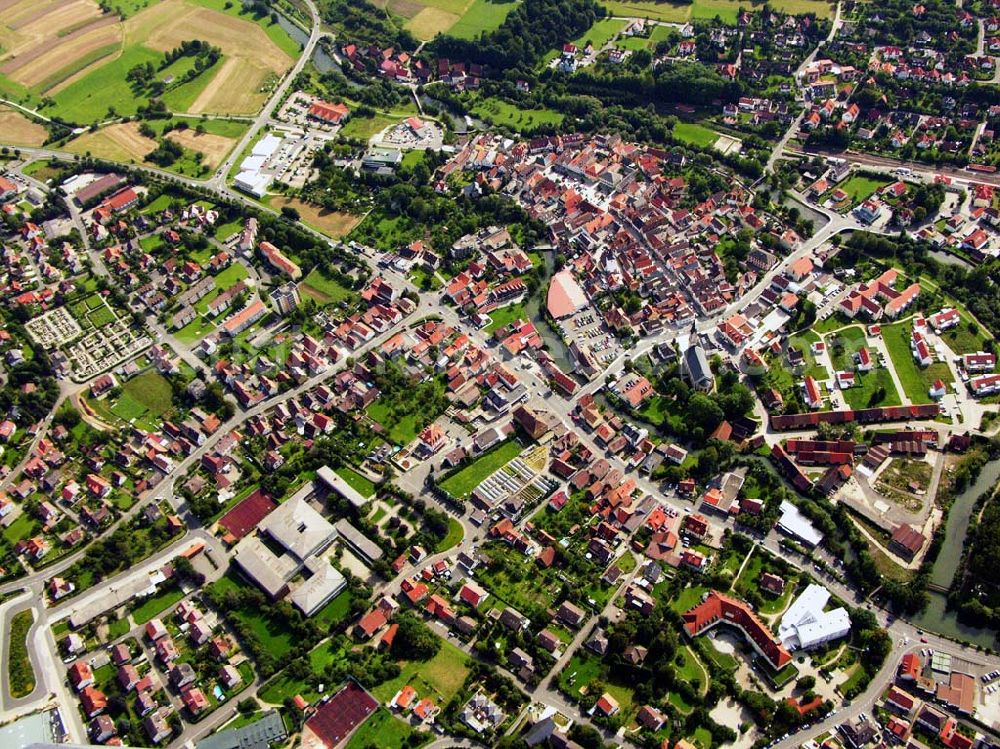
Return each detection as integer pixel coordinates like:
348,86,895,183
313,590,353,627
366,404,420,446
7,609,35,698
21,160,66,183
673,121,719,148
214,219,244,242
371,640,470,704
259,639,348,704
826,326,902,408
335,467,376,499
669,585,708,614
557,653,604,698
572,18,626,48
669,690,693,713
837,174,891,205
675,645,706,692
174,315,216,344
131,585,186,624
438,440,521,498
109,371,174,429
434,517,464,553
484,303,527,333
789,330,828,381
937,308,992,355
340,113,403,141
693,726,714,749
447,0,519,38
837,664,866,696
211,572,297,658
2,514,40,545
345,708,419,749
882,321,953,404
107,617,131,639
841,368,902,410
469,97,564,132
300,268,357,306
142,195,175,215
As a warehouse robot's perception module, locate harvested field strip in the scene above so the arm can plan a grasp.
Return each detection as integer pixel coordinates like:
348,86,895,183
189,57,270,114
59,16,111,37
9,22,120,88
37,42,120,94
0,106,48,146
165,129,236,169
7,0,67,29
64,122,157,162
1,12,116,75
406,7,461,38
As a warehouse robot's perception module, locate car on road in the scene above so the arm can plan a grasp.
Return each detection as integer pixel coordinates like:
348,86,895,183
920,637,928,643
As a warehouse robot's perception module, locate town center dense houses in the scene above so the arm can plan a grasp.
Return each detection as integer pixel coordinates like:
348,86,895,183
443,133,803,348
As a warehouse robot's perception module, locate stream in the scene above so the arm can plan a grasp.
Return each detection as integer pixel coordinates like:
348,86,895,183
908,459,1000,647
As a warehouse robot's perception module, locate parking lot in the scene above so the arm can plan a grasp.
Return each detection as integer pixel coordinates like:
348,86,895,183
564,307,623,367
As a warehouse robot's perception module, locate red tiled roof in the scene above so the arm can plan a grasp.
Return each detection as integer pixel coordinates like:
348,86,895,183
682,590,791,669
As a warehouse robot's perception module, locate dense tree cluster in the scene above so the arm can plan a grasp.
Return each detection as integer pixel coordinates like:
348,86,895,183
318,0,417,49
430,0,605,73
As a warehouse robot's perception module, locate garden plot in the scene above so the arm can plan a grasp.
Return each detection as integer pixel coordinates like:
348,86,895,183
462,445,555,513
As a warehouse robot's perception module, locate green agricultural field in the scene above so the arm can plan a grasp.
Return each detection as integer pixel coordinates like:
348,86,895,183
602,0,832,23
882,321,954,405
448,0,520,38
438,440,521,498
45,0,298,124
673,121,719,148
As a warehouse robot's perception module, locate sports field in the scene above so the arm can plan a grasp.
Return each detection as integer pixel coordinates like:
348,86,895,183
673,121,720,148
64,122,157,161
374,0,519,40
4,0,298,124
602,0,833,23
0,106,48,146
